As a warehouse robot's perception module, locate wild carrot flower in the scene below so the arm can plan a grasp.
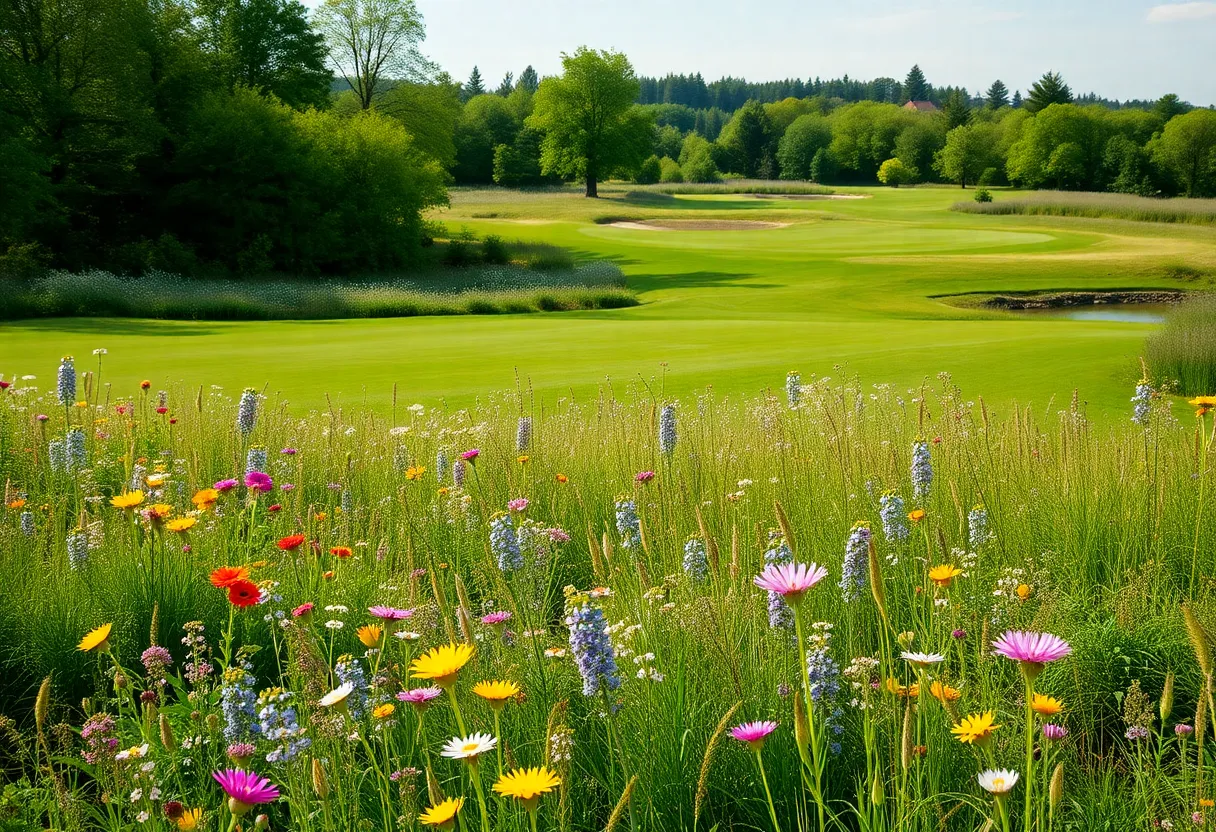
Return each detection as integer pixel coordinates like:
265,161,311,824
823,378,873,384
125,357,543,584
911,439,933,499
236,388,258,437
977,769,1019,795
754,562,829,604
731,720,778,750
565,601,620,696
419,797,464,828
659,404,677,457
839,522,870,602
213,768,279,815
879,492,908,543
683,536,708,581
411,643,475,687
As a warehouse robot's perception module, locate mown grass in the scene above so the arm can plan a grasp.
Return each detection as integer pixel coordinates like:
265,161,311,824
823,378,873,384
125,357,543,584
1147,293,1216,395
953,191,1216,225
0,263,636,321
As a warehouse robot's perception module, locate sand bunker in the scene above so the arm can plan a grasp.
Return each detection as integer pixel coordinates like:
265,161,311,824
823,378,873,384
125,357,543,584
606,219,789,231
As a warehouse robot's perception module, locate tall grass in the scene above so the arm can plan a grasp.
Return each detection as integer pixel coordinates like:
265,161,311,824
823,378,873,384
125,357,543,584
1147,293,1216,394
953,191,1216,225
0,366,1214,830
632,179,835,196
0,263,635,321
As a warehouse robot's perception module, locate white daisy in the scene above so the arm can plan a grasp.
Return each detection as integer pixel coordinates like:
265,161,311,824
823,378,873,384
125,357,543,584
440,732,498,761
977,768,1020,795
319,682,354,708
900,651,946,668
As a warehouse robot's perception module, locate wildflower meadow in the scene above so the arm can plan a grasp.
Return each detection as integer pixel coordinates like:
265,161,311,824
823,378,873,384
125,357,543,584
3,357,1216,831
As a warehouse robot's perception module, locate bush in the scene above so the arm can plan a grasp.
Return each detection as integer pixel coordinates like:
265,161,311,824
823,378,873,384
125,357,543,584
659,157,684,183
977,167,1001,187
974,188,993,203
481,235,509,265
877,157,916,187
634,155,661,185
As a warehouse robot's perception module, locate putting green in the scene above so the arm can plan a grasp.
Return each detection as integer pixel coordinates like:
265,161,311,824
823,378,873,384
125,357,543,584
3,186,1213,417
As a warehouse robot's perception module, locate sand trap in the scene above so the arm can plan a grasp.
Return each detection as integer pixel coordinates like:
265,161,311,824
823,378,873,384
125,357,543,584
741,193,868,201
606,219,789,231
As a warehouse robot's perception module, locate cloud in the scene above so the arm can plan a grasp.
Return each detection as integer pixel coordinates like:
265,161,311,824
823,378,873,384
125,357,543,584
1147,2,1216,22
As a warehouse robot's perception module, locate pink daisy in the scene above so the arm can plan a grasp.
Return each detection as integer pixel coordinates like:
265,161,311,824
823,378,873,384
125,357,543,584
461,449,480,461
213,768,280,815
397,687,443,710
991,630,1071,669
507,498,529,512
635,471,655,483
244,471,273,492
291,603,314,619
730,720,779,750
369,605,413,621
214,478,238,492
753,562,829,602
481,611,512,626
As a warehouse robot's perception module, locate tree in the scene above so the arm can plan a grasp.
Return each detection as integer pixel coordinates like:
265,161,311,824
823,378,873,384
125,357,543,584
495,72,513,97
877,157,915,187
1011,90,1023,109
517,65,539,94
903,64,929,102
1152,109,1216,196
935,123,994,188
194,0,332,109
1024,71,1072,114
777,113,832,180
985,80,1009,110
828,101,915,180
810,147,836,183
679,133,718,182
654,124,684,160
941,89,972,130
634,154,661,184
454,93,519,182
1005,104,1111,189
1154,93,1189,124
717,99,776,177
315,0,430,110
895,119,945,181
658,157,683,183
378,77,461,167
463,66,485,101
526,47,654,197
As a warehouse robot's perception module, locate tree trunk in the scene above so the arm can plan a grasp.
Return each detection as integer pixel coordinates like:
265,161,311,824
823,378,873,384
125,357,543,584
585,175,598,198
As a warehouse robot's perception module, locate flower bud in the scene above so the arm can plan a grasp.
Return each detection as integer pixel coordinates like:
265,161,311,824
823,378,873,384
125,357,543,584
255,814,269,830
1160,672,1175,724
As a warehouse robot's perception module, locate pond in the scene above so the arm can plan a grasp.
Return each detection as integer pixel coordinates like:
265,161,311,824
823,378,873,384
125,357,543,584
1012,303,1171,323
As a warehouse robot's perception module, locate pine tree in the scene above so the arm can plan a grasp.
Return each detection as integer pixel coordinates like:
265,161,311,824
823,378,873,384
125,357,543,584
518,66,539,94
1011,90,1023,108
463,66,485,102
496,72,514,96
1024,71,1072,114
942,89,972,129
985,80,1009,110
903,64,929,102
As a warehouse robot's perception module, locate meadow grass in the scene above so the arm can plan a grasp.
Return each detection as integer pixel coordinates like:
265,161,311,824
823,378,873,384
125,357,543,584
953,191,1216,226
1147,293,1216,395
1,361,1215,830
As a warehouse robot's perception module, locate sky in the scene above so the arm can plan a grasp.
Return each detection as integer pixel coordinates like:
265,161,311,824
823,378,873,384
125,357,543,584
409,0,1216,106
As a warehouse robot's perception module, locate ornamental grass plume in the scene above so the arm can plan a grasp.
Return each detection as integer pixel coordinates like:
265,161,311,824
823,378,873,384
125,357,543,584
694,701,741,827
1182,602,1213,678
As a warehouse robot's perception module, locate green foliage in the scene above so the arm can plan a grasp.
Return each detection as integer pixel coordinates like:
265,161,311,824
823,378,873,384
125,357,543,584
527,47,653,197
935,123,996,188
716,99,777,178
654,124,685,160
1146,294,1216,395
634,155,662,185
455,94,523,183
678,133,719,183
973,188,993,203
314,0,428,110
1024,71,1073,114
876,157,915,187
658,156,683,183
776,113,832,180
379,79,463,168
517,65,539,94
463,65,485,100
985,80,1010,110
1152,109,1216,197
941,88,972,130
1006,104,1111,189
903,63,929,101
828,101,915,181
810,147,836,183
894,118,946,182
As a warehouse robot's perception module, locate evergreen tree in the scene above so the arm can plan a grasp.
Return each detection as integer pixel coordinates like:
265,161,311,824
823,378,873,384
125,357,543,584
985,80,1009,110
942,89,972,130
518,66,539,94
1024,71,1072,114
496,72,514,96
1011,90,1023,108
1154,93,1189,124
463,66,485,101
903,64,929,102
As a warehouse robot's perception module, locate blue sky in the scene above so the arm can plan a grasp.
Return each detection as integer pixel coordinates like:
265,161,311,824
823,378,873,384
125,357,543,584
410,0,1216,105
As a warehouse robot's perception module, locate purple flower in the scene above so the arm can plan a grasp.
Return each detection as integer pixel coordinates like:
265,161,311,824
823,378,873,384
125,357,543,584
991,630,1071,670
214,479,238,492
226,742,256,762
1125,725,1150,741
213,768,280,814
397,687,443,710
566,601,620,697
141,645,173,675
635,471,655,483
481,611,512,626
280,448,297,455
1176,723,1195,736
461,449,480,462
952,629,967,640
280,483,295,492
507,498,528,512
244,471,273,492
730,720,778,750
368,605,413,621
547,528,571,543
1042,723,1069,741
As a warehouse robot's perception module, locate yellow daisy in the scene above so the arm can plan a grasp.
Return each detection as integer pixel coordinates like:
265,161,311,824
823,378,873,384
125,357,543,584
419,797,464,828
166,517,196,533
493,766,561,810
357,624,384,648
78,623,113,653
952,711,1000,745
110,491,145,510
930,680,962,702
928,564,963,588
472,680,521,709
1031,693,1064,717
176,809,203,831
372,703,396,720
410,643,475,687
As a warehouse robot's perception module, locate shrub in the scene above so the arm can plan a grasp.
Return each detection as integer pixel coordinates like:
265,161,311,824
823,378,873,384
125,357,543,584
634,155,661,185
974,188,993,203
658,157,684,183
481,235,509,265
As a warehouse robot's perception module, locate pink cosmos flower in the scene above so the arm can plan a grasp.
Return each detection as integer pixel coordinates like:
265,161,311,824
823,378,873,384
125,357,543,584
213,769,280,815
635,471,655,483
291,603,314,619
481,611,512,626
369,605,413,621
753,562,829,602
244,471,273,492
991,630,1072,667
730,720,779,750
461,449,480,461
397,687,443,710
507,498,529,512
214,479,238,492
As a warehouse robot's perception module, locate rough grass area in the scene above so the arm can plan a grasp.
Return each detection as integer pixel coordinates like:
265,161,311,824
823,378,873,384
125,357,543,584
628,179,835,195
953,191,1216,225
1146,293,1216,395
0,263,635,321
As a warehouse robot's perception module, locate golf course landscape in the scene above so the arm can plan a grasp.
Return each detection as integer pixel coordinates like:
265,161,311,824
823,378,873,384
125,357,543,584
4,185,1212,415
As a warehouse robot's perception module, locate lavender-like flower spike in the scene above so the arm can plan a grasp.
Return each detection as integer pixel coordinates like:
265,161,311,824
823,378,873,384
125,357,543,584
435,449,450,481
839,522,871,603
48,439,66,475
658,404,677,457
57,356,76,405
615,498,641,549
516,416,532,453
221,668,260,742
245,446,268,475
1131,380,1154,426
20,511,34,536
879,492,908,543
565,601,620,697
683,536,708,581
66,428,86,473
67,529,89,569
786,371,801,409
968,504,990,550
236,387,258,437
452,457,466,489
490,512,523,571
911,439,933,500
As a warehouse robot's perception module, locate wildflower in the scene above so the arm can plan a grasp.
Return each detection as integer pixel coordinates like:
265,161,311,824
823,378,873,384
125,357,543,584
901,652,945,669
952,628,967,640
453,458,466,488
481,611,512,627
319,683,354,710
615,498,641,548
245,447,267,475
419,797,464,829
879,492,909,542
67,529,89,569
81,713,118,764
786,371,801,408
953,712,1000,746
763,532,794,629
258,689,309,763
490,512,523,571
211,566,251,588
236,388,258,437
411,643,475,687
372,703,396,720
192,489,219,510
397,687,443,711
911,439,933,499
214,479,238,492
508,497,528,512
221,669,258,741
493,766,561,809
330,546,352,558
369,605,412,622
635,471,655,483
516,416,532,452
992,630,1071,676
57,356,76,405
244,471,272,492
472,680,521,710
79,623,113,653
968,504,990,550
839,522,871,602
907,508,926,523
1031,693,1064,716
20,511,34,535
357,624,383,648
1126,725,1150,741
1177,724,1195,736
226,742,256,765
1042,723,1069,741
278,534,305,550
213,769,279,816
334,658,369,718
111,491,145,510
930,680,962,702
227,581,261,608
566,601,620,696
441,733,497,761
977,769,1019,795
460,449,479,462
167,517,195,533
405,465,426,481
1015,583,1033,601
658,404,677,457
754,562,829,604
928,564,963,588
683,536,708,581
555,473,568,483
731,720,778,751
291,603,314,620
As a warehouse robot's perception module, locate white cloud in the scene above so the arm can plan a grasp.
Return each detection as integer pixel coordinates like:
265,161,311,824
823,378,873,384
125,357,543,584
1147,2,1216,22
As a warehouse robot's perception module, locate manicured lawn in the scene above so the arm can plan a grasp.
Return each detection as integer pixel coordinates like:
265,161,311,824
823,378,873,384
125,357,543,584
4,186,1213,415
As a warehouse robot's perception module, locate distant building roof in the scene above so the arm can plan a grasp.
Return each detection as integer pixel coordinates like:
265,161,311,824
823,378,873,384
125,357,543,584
903,100,938,112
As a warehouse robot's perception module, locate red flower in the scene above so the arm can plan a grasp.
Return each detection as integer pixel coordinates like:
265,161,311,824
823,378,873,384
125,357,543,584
330,546,353,559
0,381,10,390
140,380,151,390
227,580,261,608
156,407,168,414
268,503,282,512
278,534,306,550
210,565,250,588
169,418,177,424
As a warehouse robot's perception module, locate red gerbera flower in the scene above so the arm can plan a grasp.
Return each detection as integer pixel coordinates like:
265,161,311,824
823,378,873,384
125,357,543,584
330,546,353,559
278,534,306,551
227,580,261,608
210,565,251,588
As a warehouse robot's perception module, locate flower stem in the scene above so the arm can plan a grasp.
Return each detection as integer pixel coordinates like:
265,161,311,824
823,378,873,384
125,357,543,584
755,749,782,832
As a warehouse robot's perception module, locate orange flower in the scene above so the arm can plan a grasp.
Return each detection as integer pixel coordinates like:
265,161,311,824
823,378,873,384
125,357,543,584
210,566,251,588
227,580,261,608
6,498,26,509
192,489,219,510
140,380,151,390
555,474,568,483
278,534,306,551
930,680,962,702
322,570,335,580
330,546,353,559
908,509,926,523
1015,583,1033,601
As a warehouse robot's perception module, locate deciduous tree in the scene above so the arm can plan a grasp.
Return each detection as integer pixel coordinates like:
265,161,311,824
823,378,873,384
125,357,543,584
314,0,430,110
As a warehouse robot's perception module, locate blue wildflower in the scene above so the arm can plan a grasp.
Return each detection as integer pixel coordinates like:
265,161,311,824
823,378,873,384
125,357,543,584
65,428,86,473
335,656,368,720
490,512,523,571
764,531,794,629
236,388,258,437
20,511,34,536
258,689,311,764
839,522,871,603
1132,381,1154,426
911,439,933,500
221,668,260,742
658,404,677,457
615,498,640,549
683,536,708,581
435,449,450,481
245,446,267,474
48,439,66,475
879,492,908,543
57,356,76,405
565,601,620,697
